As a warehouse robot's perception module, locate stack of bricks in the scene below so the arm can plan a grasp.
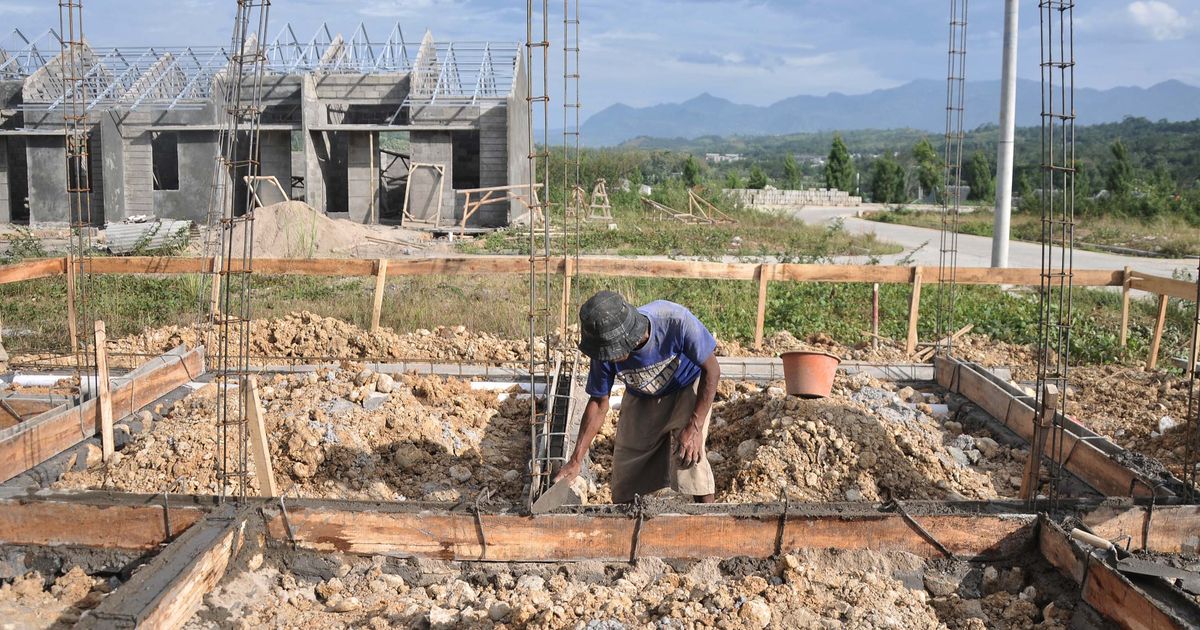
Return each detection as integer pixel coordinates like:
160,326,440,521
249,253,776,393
724,188,862,209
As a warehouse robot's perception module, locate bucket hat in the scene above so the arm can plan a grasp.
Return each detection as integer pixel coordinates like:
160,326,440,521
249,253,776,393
577,291,649,362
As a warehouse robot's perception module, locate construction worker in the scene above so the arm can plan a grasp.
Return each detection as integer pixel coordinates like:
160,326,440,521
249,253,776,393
554,291,719,503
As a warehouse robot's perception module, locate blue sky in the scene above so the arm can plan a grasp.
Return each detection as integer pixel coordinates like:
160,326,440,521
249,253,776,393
2,0,1197,118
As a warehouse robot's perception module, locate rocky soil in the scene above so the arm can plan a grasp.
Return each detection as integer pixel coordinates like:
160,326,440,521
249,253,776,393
185,550,1080,629
55,367,1026,506
0,567,111,629
716,330,1036,367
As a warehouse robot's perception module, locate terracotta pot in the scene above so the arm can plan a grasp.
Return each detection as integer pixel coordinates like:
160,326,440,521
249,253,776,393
779,350,841,399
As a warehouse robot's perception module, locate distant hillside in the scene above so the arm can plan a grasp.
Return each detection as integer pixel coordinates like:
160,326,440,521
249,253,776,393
581,79,1200,147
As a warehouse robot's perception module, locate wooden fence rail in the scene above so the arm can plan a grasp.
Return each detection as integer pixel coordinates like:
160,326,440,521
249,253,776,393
0,255,1193,368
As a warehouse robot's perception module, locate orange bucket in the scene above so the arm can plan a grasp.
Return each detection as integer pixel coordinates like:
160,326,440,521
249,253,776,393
780,350,841,398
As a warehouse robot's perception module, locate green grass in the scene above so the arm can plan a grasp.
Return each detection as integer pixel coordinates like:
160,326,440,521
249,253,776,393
2,272,1191,369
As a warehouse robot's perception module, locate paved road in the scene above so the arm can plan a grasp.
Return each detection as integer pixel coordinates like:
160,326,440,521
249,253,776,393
791,205,1198,278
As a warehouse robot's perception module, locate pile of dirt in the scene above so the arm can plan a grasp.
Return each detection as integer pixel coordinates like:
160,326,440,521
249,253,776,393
0,567,109,629
188,550,1076,629
704,374,1025,502
716,330,1037,367
1058,366,1196,471
230,201,431,259
56,367,532,503
108,311,534,364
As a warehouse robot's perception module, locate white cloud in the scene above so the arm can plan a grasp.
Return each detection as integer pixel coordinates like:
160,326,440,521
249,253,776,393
1127,1,1191,40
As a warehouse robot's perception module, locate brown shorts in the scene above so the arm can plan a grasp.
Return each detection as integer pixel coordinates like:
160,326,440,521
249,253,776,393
610,380,715,503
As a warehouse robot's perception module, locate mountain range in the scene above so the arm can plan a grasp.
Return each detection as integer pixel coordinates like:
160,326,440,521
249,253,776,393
579,79,1200,147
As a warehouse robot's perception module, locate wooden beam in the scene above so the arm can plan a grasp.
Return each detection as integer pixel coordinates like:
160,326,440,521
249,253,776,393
1148,294,1169,370
1039,519,1200,630
0,256,67,285
935,357,1161,498
94,321,114,463
0,498,204,550
66,254,78,353
263,505,1035,561
1120,267,1133,348
0,345,205,483
905,267,924,356
753,264,772,350
78,510,244,630
370,258,388,332
244,376,277,497
1131,272,1199,301
1084,505,1200,555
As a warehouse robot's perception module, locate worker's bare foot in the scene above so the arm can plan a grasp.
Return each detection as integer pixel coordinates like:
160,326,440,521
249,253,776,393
693,494,715,504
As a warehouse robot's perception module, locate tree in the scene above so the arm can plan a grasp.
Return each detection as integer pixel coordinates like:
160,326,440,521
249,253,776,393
912,138,941,199
963,150,995,201
682,155,701,188
725,172,744,189
824,134,856,193
747,164,768,190
1105,139,1134,196
869,156,906,204
782,153,801,189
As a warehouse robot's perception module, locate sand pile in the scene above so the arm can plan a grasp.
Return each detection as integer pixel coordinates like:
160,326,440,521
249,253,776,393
109,311,534,364
705,374,1024,502
186,550,1075,629
56,367,531,502
0,567,110,629
232,201,429,259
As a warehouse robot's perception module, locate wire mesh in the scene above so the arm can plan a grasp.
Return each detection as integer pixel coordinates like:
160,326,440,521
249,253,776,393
936,0,968,355
1032,0,1076,509
206,0,271,504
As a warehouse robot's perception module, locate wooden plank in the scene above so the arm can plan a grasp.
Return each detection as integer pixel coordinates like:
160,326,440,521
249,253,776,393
906,267,924,355
775,264,914,284
0,345,205,483
935,357,1156,498
0,397,57,418
263,507,1035,561
1039,518,1086,583
1083,555,1193,630
1084,506,1200,555
753,264,772,350
244,376,277,497
0,499,204,550
78,510,244,630
1131,273,1199,301
370,258,388,332
0,257,67,285
94,321,114,463
1120,267,1133,347
1148,294,1169,370
83,256,211,275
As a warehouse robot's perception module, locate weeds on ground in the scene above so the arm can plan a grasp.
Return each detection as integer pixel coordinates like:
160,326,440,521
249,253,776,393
1,227,48,263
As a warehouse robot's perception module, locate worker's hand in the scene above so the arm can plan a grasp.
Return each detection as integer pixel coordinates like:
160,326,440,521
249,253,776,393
676,424,704,468
553,460,581,484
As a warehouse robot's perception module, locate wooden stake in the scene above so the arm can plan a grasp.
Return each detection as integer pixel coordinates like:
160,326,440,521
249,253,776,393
871,283,880,351
905,267,924,356
208,256,223,320
754,264,771,350
370,258,388,332
66,253,78,353
245,375,277,497
93,320,114,463
1119,266,1132,347
558,258,574,333
1020,383,1059,501
1147,293,1169,370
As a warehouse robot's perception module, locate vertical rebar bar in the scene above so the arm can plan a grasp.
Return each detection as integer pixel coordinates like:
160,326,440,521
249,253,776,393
1034,0,1076,510
936,0,968,356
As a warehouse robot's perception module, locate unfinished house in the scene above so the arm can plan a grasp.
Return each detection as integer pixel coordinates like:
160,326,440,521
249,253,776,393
0,25,531,229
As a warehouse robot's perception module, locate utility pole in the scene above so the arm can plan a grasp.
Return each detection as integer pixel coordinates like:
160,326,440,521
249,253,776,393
991,0,1019,268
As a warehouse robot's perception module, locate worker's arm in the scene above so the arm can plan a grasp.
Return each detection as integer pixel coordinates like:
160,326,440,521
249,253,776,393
553,395,610,483
676,353,720,467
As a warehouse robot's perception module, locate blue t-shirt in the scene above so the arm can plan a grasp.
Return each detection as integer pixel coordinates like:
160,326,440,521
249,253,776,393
585,300,717,398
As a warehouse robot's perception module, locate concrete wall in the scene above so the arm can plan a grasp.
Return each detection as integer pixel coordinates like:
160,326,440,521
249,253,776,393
725,188,863,208
100,113,126,223
26,136,66,223
0,137,8,223
152,131,218,222
346,132,379,223
122,132,154,219
301,75,327,212
407,131,452,223
314,74,409,106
